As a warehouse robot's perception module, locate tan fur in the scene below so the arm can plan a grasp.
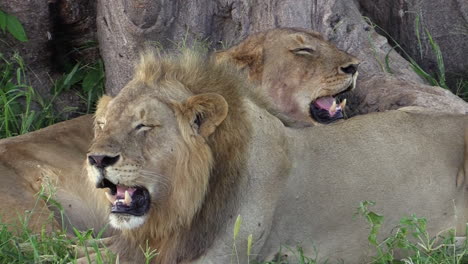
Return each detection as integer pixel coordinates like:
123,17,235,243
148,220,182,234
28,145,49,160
0,116,110,234
216,28,360,127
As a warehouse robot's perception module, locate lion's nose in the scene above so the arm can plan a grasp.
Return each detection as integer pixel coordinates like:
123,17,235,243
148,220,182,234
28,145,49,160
88,154,120,168
340,63,359,75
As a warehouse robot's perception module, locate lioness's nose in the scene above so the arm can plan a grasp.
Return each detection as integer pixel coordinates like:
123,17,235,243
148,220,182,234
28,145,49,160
88,154,120,168
340,63,359,75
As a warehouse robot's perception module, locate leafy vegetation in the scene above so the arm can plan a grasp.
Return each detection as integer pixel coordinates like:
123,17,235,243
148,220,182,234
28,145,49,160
0,10,28,42
0,10,104,139
0,52,105,138
357,201,468,264
1,200,461,264
221,202,468,264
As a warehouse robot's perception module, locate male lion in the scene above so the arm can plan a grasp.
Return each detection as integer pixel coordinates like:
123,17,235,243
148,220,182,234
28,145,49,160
82,50,466,263
216,27,360,127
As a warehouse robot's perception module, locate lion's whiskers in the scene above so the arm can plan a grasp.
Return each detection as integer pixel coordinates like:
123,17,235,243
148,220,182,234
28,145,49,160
137,170,171,198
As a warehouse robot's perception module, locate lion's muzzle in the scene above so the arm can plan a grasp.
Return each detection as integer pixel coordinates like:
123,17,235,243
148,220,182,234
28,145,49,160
88,154,120,168
309,67,358,124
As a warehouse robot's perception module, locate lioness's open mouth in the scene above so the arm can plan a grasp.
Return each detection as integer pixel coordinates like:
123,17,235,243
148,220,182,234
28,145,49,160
98,178,151,216
310,96,346,124
310,77,356,124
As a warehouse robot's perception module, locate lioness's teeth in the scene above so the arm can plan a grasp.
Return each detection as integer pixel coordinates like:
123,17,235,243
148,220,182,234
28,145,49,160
105,192,116,204
352,73,358,89
124,190,132,205
330,101,337,113
339,98,347,109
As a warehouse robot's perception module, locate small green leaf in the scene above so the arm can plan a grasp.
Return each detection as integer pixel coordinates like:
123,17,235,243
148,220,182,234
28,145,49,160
6,13,27,42
0,10,6,32
57,63,81,93
368,212,384,226
82,68,102,92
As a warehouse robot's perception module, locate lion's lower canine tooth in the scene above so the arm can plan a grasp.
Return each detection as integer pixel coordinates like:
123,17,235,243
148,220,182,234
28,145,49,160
340,98,347,109
124,190,132,205
330,101,337,113
105,192,116,204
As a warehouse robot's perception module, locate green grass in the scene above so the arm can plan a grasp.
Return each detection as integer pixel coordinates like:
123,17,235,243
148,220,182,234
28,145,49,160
4,199,467,263
0,185,109,264
226,202,468,264
356,201,468,264
0,10,104,139
0,52,104,138
0,185,159,264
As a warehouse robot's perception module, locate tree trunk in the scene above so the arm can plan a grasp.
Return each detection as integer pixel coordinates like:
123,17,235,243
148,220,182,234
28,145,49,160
0,0,98,115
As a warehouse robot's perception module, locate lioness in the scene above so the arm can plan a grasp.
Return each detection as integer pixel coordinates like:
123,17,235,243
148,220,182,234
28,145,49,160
82,51,465,263
0,116,109,233
216,27,360,127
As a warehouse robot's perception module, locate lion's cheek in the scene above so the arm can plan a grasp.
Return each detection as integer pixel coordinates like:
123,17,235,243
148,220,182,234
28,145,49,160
86,165,102,186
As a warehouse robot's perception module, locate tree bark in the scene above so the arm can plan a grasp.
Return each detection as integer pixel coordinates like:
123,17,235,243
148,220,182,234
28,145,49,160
358,0,468,89
0,0,98,113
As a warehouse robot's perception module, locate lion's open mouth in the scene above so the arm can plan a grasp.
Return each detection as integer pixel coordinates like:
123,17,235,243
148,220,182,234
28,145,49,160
310,80,355,124
98,179,151,216
310,96,346,124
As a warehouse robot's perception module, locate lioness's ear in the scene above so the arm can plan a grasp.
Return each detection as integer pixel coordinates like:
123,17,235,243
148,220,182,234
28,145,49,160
215,32,266,81
178,93,228,138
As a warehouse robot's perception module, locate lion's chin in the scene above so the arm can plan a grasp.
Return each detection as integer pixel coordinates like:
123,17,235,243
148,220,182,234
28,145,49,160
109,214,147,229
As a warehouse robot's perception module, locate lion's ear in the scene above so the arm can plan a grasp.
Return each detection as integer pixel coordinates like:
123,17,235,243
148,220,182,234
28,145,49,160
215,32,266,81
179,93,228,138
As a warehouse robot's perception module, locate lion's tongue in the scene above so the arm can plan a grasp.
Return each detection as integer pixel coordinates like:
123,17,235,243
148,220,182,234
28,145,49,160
314,96,335,109
314,96,341,116
116,185,136,199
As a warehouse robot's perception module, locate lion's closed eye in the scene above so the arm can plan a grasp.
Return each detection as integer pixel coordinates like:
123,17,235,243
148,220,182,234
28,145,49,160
135,123,159,132
135,124,146,130
291,47,315,55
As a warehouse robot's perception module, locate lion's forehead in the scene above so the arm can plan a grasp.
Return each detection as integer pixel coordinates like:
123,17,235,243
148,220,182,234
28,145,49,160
105,97,170,121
